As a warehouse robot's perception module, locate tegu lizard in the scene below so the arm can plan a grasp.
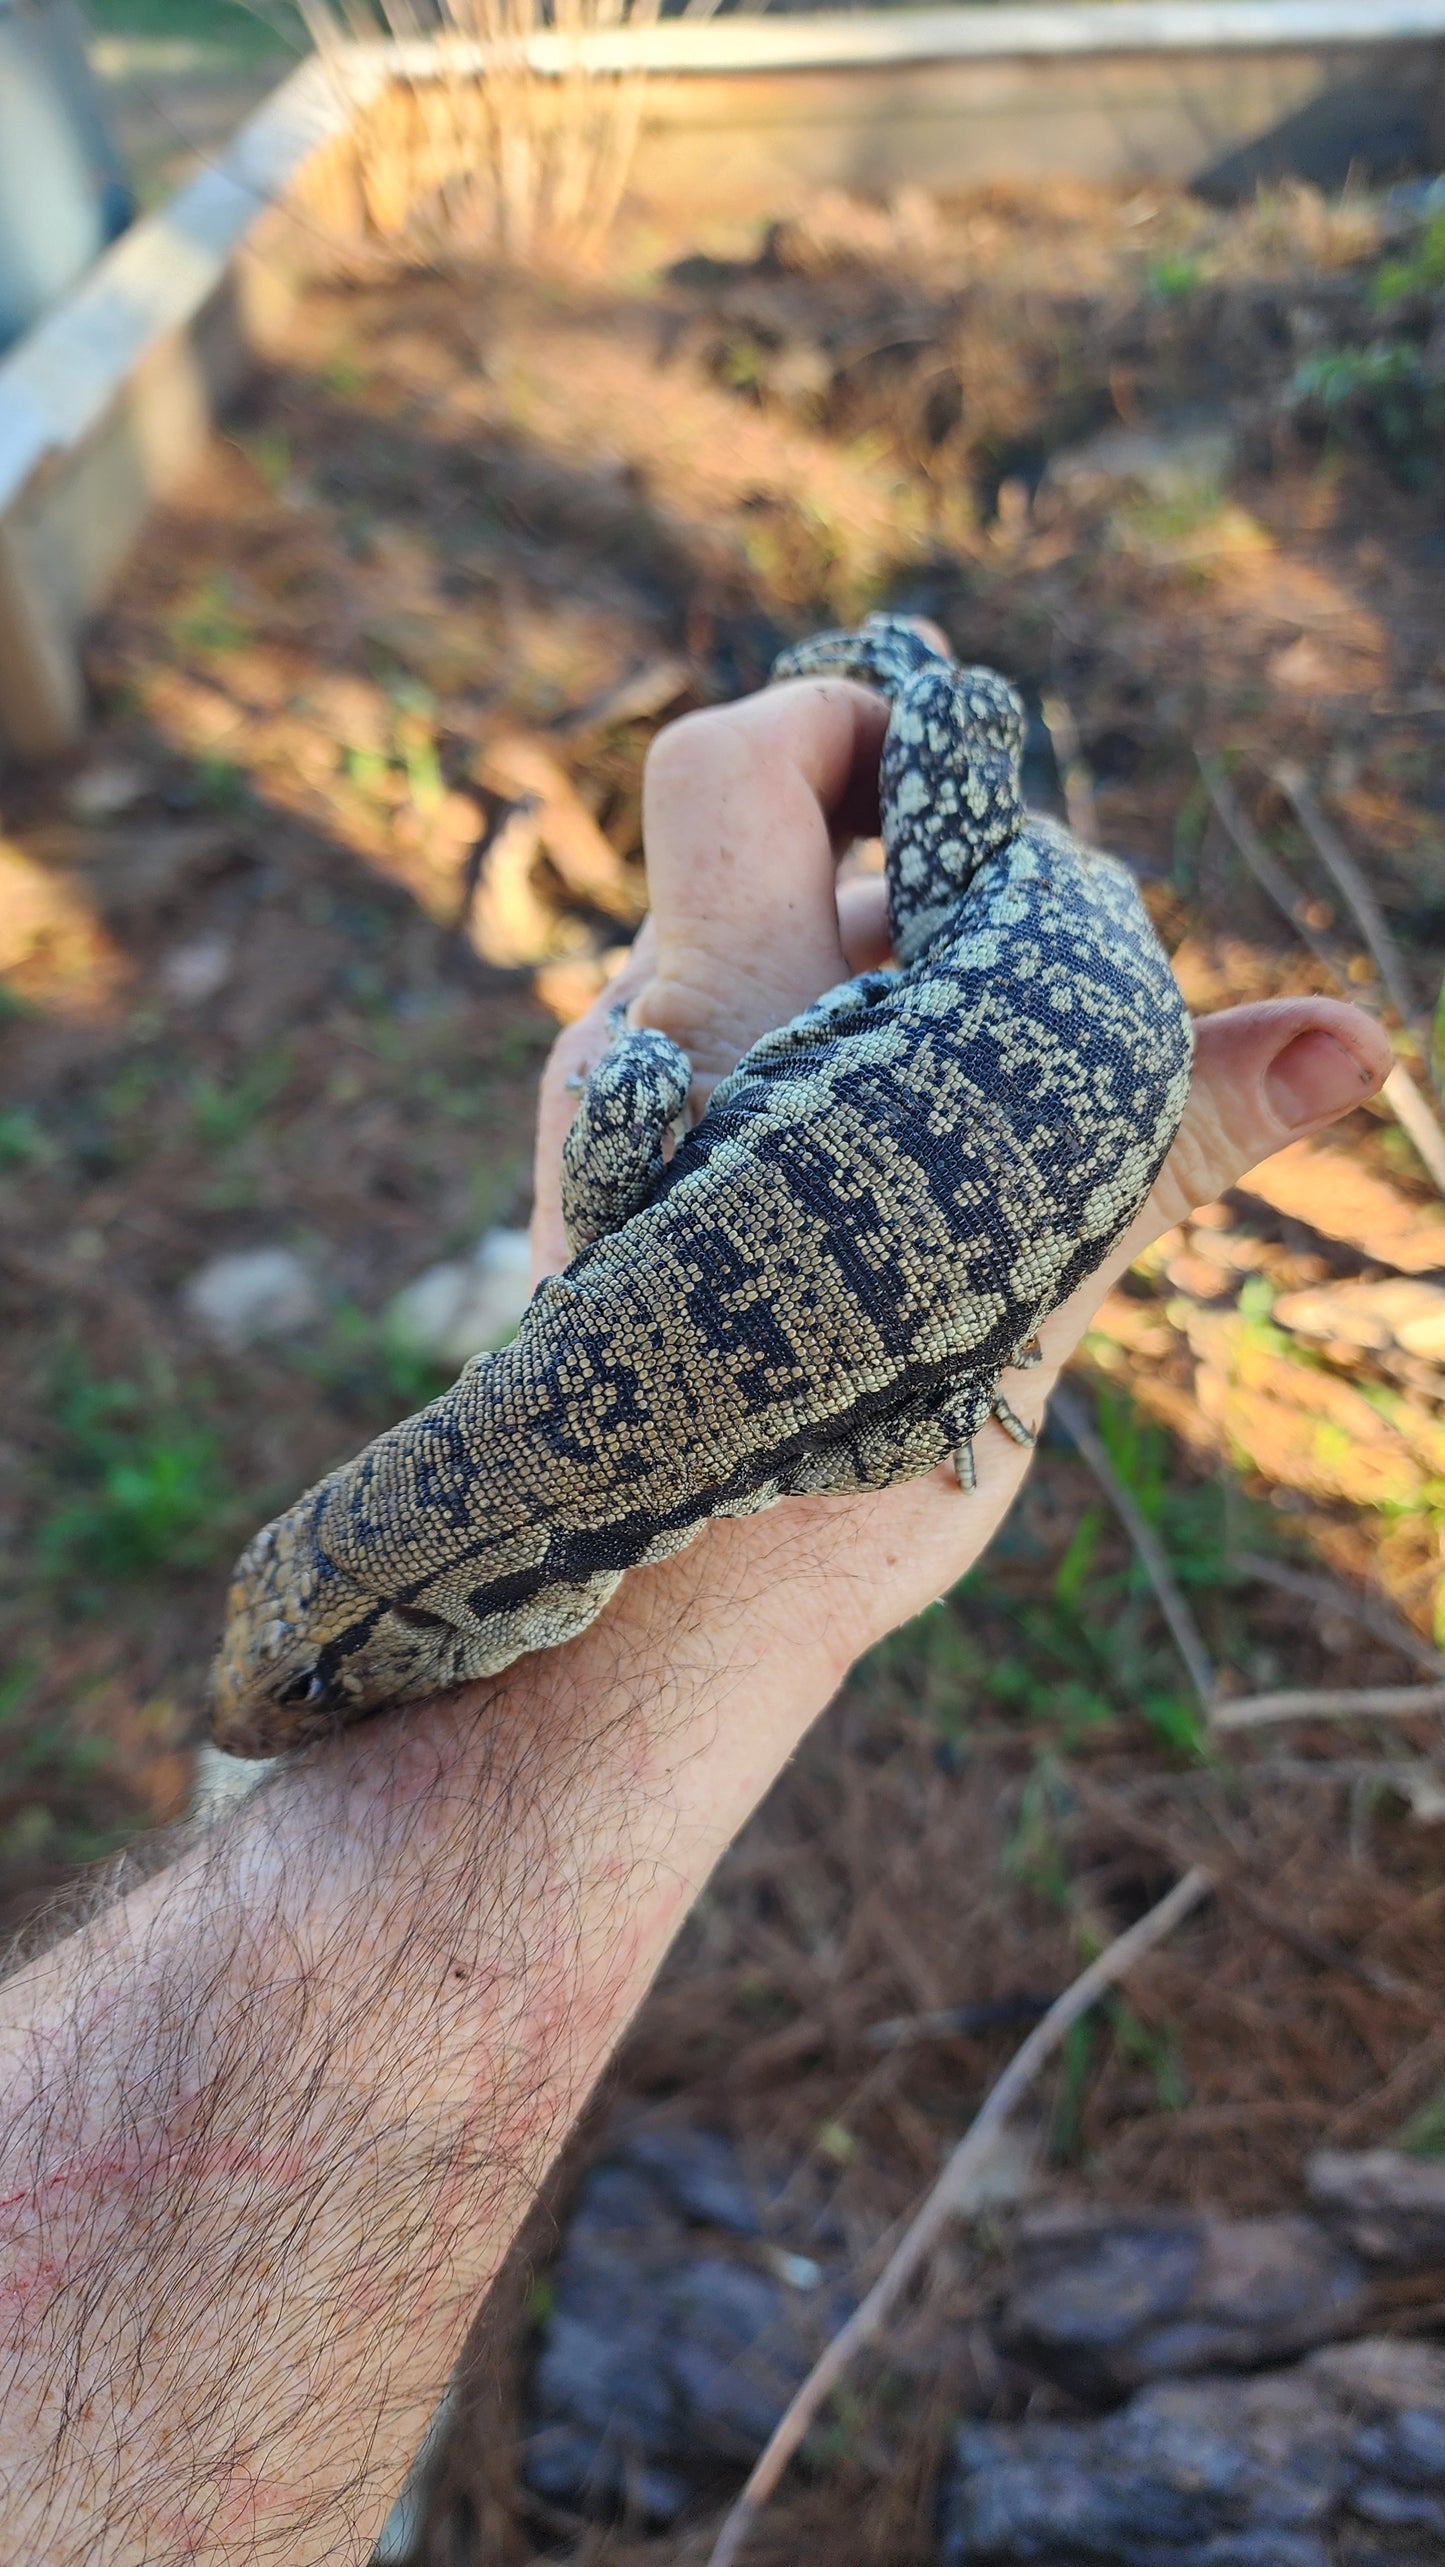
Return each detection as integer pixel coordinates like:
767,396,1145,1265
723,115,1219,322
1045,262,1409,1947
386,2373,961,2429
209,618,1192,1754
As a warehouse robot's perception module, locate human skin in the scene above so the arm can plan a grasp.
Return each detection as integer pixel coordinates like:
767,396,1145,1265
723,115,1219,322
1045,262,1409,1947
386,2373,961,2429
0,672,1389,2564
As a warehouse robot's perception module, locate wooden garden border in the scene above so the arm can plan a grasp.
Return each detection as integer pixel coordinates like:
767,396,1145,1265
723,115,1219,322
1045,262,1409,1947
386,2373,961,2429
1,1,1443,759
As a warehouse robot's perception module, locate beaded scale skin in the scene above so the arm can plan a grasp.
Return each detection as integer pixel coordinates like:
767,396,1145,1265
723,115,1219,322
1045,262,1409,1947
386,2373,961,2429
209,619,1192,1755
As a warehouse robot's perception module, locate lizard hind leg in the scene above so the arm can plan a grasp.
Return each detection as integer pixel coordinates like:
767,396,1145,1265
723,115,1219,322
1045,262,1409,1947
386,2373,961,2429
991,1389,1037,1449
561,1012,692,1253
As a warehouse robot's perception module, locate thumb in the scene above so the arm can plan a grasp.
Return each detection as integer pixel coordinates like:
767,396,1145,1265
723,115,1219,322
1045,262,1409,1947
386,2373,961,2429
1146,995,1392,1243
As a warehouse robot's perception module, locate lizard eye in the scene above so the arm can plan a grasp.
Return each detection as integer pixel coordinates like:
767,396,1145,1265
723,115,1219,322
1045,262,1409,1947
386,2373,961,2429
277,1668,327,1709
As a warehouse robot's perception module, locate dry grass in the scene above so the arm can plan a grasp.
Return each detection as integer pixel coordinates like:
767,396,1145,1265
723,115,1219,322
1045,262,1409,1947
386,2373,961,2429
301,0,662,263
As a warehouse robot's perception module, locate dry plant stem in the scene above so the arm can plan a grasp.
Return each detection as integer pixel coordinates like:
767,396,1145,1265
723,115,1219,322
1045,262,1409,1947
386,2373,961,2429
1213,1681,1445,1732
1231,1552,1445,1680
705,1867,1213,2567
1050,1383,1217,1715
1272,762,1420,1035
1040,693,1098,842
1055,1375,1439,1746
304,0,660,262
1198,753,1445,1197
1378,1063,1445,1199
1227,1881,1435,2015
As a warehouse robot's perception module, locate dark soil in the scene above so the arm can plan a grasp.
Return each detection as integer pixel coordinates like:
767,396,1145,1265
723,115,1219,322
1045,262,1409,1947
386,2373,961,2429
4,172,1445,2563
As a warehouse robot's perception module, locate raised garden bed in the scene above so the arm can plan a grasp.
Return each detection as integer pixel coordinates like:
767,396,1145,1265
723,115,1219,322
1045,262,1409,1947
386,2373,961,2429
2,0,1444,756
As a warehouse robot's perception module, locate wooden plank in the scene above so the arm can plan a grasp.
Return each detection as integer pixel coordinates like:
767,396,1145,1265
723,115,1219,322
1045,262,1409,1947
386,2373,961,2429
377,1,1445,78
625,41,1445,207
0,58,349,759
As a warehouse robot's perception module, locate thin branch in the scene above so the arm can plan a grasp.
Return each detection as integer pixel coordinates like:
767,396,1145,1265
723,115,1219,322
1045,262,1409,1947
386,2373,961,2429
1050,1384,1217,1716
1213,1681,1445,1732
1230,1551,1445,1679
866,1993,1055,2051
705,1868,1213,2567
1041,692,1098,842
1228,1879,1436,2014
1380,1063,1445,1200
1198,752,1356,984
1197,751,1445,1198
1272,761,1419,1033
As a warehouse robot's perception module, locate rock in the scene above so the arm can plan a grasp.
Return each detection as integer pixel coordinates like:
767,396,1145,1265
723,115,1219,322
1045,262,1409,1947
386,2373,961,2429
1044,420,1235,510
183,1247,321,1353
159,933,234,1006
992,2206,1367,2402
523,2122,849,2521
622,2122,761,2235
66,759,150,821
940,2337,1445,2564
1307,2148,1445,2268
386,1228,533,1370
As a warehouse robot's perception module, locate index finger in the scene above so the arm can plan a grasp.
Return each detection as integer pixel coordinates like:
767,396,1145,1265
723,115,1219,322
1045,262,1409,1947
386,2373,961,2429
629,677,890,1085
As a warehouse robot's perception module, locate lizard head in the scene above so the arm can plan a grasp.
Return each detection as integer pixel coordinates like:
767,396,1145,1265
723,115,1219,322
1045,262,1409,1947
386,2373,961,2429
205,1495,463,1755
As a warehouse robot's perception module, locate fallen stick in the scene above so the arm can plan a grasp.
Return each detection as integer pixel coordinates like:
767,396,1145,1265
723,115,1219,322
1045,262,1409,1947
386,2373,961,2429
1213,1681,1445,1732
1380,1064,1445,1202
1198,752,1445,1199
1229,1551,1445,1680
1272,761,1419,1036
1050,1383,1217,1717
1040,691,1098,843
704,1866,1213,2567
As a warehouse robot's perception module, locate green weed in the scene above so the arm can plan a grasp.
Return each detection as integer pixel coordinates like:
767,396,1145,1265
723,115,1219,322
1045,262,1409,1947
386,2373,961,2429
324,350,366,399
1110,1996,1189,2111
1398,2081,1445,2157
189,1047,293,1152
1049,2013,1097,2162
389,681,445,814
195,756,246,811
0,1107,51,1168
1002,1759,1074,1907
1146,253,1206,304
1373,214,1445,309
1048,1995,1187,2163
39,1370,233,1585
1291,341,1443,485
173,572,248,658
235,426,292,495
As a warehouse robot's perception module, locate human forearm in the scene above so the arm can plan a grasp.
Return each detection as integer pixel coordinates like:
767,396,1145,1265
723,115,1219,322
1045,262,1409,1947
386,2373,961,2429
0,658,1391,2567
0,1573,838,2566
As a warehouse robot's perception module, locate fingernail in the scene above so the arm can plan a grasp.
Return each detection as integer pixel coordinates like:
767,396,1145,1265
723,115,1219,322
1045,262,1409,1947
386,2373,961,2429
1265,1029,1377,1130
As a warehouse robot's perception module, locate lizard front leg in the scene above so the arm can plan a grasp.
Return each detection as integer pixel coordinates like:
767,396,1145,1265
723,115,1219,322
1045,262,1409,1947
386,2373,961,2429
561,1009,692,1253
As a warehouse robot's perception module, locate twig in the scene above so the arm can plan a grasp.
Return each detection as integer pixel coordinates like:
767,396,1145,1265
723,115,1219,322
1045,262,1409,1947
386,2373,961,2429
1229,1879,1435,2014
1197,751,1445,1198
1230,1551,1445,1679
866,1992,1056,2050
704,1868,1212,2567
1272,762,1419,1034
1198,752,1356,983
1041,692,1098,842
1213,1681,1445,1732
1050,1383,1217,1716
1380,1064,1445,1201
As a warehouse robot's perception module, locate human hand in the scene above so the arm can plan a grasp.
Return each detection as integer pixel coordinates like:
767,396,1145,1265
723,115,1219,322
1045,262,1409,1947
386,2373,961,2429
532,671,1390,1702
